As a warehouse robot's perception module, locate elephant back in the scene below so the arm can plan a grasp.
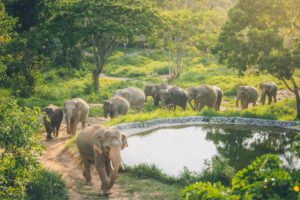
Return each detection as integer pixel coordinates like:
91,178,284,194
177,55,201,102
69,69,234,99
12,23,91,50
197,85,218,105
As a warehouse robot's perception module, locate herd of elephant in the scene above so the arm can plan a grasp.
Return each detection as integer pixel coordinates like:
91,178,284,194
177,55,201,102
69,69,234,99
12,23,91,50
41,81,278,195
42,81,278,140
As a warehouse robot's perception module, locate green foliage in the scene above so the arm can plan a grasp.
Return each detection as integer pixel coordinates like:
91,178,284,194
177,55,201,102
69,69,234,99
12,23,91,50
231,154,298,199
183,182,237,200
0,1,16,44
182,155,300,200
0,90,43,200
26,169,69,200
213,0,300,118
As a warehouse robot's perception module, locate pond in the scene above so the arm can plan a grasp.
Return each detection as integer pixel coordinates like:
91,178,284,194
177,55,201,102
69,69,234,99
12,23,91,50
121,125,300,176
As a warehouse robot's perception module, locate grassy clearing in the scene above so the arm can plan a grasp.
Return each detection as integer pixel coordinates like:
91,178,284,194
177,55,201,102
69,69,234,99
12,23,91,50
19,48,299,123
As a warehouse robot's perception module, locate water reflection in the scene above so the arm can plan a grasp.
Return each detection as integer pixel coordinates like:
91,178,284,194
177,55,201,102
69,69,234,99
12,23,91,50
122,125,299,176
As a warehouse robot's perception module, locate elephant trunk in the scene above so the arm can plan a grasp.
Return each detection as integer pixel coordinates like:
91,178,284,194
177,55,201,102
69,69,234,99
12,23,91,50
108,146,121,189
188,98,195,111
66,113,71,134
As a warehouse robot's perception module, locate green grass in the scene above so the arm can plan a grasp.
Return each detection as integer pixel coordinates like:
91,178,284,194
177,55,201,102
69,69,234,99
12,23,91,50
115,174,181,200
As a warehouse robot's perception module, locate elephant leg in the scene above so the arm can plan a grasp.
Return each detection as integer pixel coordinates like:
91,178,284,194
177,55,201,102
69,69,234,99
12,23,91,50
55,124,60,137
261,94,266,105
241,100,247,109
274,93,277,103
83,159,92,185
268,95,272,105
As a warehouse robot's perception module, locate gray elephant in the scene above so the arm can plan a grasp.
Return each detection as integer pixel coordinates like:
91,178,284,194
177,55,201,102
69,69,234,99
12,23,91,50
236,86,258,109
76,125,128,195
260,82,278,105
188,85,218,111
158,86,188,110
43,104,63,140
114,87,145,110
103,96,130,119
144,83,170,105
64,98,89,135
212,86,223,111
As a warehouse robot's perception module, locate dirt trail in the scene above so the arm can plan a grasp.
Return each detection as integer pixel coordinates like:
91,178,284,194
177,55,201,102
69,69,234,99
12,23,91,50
39,121,129,200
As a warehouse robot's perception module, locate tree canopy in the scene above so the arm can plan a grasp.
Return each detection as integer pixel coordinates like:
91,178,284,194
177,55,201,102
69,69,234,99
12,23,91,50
213,0,300,118
46,0,163,91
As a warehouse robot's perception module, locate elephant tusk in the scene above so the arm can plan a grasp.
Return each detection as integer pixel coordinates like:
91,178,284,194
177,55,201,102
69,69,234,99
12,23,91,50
120,160,125,170
110,160,114,171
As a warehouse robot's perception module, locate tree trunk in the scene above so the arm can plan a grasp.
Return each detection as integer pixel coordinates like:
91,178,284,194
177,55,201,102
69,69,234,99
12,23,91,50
295,92,300,119
176,47,183,75
93,69,100,92
289,77,300,119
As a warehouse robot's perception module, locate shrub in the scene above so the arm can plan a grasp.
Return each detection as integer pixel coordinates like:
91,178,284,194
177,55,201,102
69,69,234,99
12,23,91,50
0,91,42,200
182,182,238,200
231,154,299,199
182,155,300,200
26,169,69,200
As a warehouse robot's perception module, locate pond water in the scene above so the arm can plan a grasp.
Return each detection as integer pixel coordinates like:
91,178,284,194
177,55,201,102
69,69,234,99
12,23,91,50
121,125,300,176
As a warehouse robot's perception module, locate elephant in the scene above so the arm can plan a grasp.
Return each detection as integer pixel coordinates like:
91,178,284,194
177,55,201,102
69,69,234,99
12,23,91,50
158,86,188,110
64,98,89,135
114,87,145,110
76,125,128,195
188,85,218,111
236,86,258,109
212,86,223,111
260,82,278,105
143,83,170,105
43,104,63,140
103,96,130,119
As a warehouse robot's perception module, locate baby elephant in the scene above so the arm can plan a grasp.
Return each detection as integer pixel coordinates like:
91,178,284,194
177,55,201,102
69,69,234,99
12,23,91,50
43,104,63,140
236,86,258,109
159,86,188,110
103,96,130,119
260,82,278,105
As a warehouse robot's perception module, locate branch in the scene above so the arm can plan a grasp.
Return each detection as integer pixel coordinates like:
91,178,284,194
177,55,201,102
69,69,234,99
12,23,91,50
281,78,295,93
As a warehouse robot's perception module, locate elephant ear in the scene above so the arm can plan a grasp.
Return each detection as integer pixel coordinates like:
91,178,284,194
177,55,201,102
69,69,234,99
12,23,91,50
93,134,104,155
75,101,82,110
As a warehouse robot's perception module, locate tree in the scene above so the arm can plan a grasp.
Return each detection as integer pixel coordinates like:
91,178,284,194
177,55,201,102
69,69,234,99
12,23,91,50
3,0,54,32
47,0,162,92
213,0,300,119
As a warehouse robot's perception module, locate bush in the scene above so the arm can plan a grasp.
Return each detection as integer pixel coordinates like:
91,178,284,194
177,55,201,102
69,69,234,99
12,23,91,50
231,154,299,199
182,182,238,200
182,155,300,200
26,169,69,200
0,91,42,200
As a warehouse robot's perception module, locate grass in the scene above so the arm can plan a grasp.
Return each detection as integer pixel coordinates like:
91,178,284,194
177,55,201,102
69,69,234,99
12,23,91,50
115,174,181,200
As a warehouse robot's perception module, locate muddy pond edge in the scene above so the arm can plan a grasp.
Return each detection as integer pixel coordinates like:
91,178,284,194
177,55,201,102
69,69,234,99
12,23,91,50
112,116,300,136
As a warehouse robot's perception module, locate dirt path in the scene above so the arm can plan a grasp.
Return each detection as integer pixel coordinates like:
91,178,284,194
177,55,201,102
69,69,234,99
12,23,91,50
39,122,129,200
